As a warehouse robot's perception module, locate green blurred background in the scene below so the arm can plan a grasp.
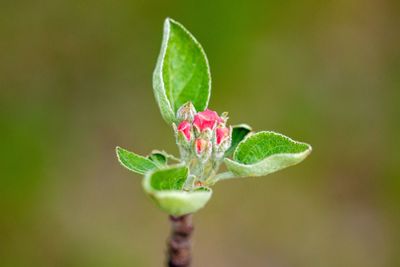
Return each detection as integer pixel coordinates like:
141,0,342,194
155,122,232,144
1,0,399,266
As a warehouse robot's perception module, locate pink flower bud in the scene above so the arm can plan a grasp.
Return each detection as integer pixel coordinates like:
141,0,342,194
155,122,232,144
195,138,209,154
216,126,230,145
177,121,191,141
193,109,224,132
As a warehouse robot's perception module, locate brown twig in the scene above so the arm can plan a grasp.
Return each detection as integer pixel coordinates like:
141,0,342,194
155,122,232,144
167,214,194,267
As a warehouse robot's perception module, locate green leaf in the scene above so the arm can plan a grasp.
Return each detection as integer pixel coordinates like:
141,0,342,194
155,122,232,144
147,165,187,190
225,124,252,157
143,165,212,216
224,131,312,178
148,151,168,167
153,18,211,124
116,146,157,175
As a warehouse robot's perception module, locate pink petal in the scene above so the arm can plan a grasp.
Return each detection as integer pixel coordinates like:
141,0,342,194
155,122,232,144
216,127,230,145
195,138,208,154
177,121,191,141
193,109,223,131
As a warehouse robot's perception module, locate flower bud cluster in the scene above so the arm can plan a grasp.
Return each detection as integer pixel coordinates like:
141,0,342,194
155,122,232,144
174,102,232,185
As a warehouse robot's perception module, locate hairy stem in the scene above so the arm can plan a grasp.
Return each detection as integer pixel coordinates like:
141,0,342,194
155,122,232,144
167,214,194,267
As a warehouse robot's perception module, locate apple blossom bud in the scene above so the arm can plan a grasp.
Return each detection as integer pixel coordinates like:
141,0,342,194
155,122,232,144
216,126,230,145
195,138,212,161
177,120,192,141
176,102,197,122
193,109,224,132
195,138,207,154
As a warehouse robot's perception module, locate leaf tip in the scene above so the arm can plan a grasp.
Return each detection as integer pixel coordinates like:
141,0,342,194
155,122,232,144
164,17,172,28
115,146,128,169
165,17,181,27
115,146,122,158
115,146,127,159
164,17,183,31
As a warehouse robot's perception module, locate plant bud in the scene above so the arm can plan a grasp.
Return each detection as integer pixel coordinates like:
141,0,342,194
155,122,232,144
195,138,207,154
177,120,192,141
176,102,197,122
193,109,224,132
195,138,212,161
216,126,230,145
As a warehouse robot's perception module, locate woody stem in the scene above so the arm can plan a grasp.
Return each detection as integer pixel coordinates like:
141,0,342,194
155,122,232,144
167,214,194,267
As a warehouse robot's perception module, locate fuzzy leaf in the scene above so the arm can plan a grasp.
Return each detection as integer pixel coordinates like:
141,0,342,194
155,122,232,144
225,124,252,157
148,151,168,167
224,131,311,178
143,165,212,216
116,146,157,175
153,18,211,124
147,165,187,190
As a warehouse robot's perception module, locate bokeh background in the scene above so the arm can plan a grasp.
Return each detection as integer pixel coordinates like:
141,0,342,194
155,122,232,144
1,0,399,266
